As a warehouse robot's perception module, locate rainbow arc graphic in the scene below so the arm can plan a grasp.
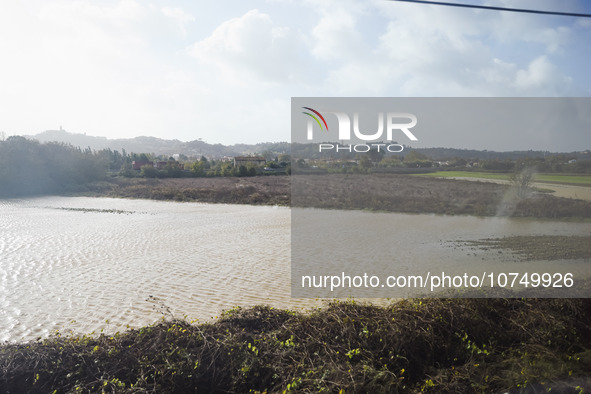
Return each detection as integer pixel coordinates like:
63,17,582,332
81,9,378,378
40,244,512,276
302,107,328,131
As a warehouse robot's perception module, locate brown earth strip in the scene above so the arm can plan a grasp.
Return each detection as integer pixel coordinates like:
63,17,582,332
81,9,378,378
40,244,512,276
81,176,291,206
291,173,591,218
79,174,591,218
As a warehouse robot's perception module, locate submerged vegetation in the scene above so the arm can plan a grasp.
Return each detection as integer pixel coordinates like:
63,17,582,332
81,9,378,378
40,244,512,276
1,299,590,393
50,206,136,214
458,235,591,261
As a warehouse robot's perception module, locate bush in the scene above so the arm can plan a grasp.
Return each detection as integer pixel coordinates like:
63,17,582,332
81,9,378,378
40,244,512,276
140,165,158,178
1,299,590,393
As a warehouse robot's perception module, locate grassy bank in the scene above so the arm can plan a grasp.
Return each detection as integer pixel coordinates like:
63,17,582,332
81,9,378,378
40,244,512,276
1,299,590,393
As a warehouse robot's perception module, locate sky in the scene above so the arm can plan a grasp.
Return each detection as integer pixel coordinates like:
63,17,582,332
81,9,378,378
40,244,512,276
293,97,591,151
0,0,590,149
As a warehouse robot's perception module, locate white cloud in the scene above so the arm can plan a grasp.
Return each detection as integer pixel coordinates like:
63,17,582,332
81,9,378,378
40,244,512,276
161,6,195,38
0,1,196,138
188,9,302,84
304,0,583,97
311,8,365,61
487,5,575,54
514,55,572,94
0,0,588,145
308,0,494,95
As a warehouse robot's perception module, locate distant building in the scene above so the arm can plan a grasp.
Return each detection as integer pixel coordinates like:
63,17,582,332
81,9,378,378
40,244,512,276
234,156,266,167
132,160,153,170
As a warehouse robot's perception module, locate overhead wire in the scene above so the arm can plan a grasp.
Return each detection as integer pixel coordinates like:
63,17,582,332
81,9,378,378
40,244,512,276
388,0,591,18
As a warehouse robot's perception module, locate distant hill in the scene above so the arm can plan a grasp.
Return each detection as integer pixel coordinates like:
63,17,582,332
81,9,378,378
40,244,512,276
26,130,290,159
32,130,111,150
24,130,589,161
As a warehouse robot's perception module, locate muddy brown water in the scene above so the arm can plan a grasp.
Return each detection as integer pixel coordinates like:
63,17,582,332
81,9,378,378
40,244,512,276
1,197,589,342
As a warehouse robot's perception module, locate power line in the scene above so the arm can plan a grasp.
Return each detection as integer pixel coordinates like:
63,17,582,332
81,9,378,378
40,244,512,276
388,0,591,18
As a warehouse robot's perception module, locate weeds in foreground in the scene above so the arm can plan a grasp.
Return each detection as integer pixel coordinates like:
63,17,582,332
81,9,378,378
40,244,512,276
1,298,590,393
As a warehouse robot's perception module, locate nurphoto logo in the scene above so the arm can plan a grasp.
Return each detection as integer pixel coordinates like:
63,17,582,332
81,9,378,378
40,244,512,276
302,107,418,153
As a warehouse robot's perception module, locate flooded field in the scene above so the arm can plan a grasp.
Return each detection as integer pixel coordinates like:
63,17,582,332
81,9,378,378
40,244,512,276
0,197,294,342
291,208,591,298
1,197,590,342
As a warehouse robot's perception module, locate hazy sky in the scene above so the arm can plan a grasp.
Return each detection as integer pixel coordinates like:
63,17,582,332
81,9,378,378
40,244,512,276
1,0,590,148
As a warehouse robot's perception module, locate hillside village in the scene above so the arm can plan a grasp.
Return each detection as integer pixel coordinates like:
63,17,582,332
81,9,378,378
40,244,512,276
22,130,591,179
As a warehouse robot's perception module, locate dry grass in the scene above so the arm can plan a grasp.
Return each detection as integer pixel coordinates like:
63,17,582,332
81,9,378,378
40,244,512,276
292,174,591,218
77,174,591,218
1,299,590,393
74,174,591,218
82,176,291,206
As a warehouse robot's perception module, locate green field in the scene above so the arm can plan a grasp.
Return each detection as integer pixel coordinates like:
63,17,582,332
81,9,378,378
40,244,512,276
535,173,591,185
416,171,591,186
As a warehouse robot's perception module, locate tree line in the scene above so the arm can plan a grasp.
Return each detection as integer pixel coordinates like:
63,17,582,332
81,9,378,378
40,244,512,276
295,149,591,174
0,137,289,197
122,154,290,179
1,136,587,198
0,137,106,197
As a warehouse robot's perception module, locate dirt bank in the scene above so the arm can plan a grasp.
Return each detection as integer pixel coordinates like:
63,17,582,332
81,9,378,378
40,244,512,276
82,176,291,206
292,173,591,218
79,174,591,218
